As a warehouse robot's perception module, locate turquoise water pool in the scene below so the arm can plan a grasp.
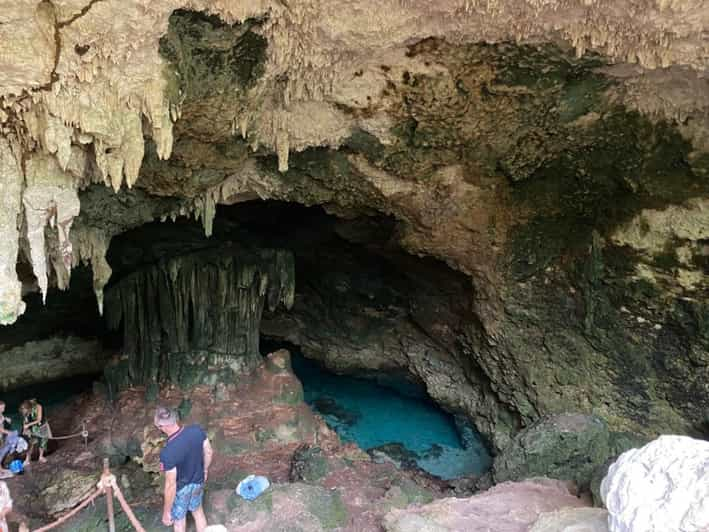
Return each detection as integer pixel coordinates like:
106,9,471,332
290,352,491,479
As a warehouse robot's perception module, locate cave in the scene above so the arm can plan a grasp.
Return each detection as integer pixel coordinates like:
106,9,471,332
1,1,708,530
2,198,496,474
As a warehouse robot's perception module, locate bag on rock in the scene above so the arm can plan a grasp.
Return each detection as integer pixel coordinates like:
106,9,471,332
236,474,270,501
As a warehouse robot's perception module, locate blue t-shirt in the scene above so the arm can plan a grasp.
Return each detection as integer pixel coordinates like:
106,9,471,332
159,425,207,490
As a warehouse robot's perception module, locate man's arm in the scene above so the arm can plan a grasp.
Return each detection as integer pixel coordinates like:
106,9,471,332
162,468,177,526
203,439,213,482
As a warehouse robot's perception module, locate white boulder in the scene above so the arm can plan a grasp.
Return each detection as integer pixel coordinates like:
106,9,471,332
601,435,709,532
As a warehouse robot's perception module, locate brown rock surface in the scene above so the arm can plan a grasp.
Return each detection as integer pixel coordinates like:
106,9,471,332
383,478,591,532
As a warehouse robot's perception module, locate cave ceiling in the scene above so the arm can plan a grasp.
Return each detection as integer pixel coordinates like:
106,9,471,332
0,0,707,325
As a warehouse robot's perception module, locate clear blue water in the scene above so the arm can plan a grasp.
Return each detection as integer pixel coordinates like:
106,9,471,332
290,353,492,479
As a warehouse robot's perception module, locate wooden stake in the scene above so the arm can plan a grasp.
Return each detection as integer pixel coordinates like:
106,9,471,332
103,458,116,532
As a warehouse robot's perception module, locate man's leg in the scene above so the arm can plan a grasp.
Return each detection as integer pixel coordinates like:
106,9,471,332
191,505,208,532
172,517,186,532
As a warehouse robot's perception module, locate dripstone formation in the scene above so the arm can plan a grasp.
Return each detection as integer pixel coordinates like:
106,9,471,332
104,245,294,390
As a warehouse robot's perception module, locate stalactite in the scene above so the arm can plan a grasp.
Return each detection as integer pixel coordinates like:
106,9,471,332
0,137,26,325
104,244,295,388
22,153,81,303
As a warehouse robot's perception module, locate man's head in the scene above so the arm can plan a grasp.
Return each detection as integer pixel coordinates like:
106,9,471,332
0,401,5,415
154,406,180,436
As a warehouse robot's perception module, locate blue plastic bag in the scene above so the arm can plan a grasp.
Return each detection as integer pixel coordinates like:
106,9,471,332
236,474,270,501
9,459,23,474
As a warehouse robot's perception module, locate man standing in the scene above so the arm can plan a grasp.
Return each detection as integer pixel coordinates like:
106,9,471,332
154,406,213,532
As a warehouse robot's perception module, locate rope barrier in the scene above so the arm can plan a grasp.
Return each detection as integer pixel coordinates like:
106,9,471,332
110,481,146,532
28,458,146,532
31,487,103,532
36,421,90,449
47,430,87,441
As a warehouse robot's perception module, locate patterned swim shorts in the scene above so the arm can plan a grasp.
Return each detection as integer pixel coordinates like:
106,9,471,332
171,483,204,521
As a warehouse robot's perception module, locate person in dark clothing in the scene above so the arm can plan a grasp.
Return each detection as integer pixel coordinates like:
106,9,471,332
154,406,213,532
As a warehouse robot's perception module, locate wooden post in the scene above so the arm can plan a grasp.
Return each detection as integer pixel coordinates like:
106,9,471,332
103,458,116,532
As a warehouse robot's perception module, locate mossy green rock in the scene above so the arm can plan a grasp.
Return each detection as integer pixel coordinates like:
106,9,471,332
492,413,614,490
589,431,650,506
55,503,164,532
39,469,99,516
289,444,329,483
222,483,348,531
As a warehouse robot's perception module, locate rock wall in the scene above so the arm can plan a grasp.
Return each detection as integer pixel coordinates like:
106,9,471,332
0,335,106,390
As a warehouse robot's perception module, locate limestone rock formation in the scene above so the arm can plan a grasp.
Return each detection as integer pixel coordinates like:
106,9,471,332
0,0,708,465
104,244,294,388
530,507,610,532
383,478,590,532
490,414,636,491
0,335,106,390
600,435,709,532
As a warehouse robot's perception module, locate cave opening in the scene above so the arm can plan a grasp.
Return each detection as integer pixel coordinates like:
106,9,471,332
1,197,495,478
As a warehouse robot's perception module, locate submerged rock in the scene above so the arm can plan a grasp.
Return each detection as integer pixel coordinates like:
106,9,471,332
367,443,420,471
601,435,709,532
311,397,361,427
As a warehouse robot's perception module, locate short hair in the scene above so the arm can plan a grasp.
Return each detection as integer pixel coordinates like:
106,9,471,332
0,401,5,407
154,406,178,426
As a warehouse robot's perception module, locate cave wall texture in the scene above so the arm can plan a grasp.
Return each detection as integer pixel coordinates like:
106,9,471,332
0,0,708,450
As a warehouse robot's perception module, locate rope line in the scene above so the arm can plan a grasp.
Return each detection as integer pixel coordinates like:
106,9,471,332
48,430,87,441
28,467,147,532
32,487,103,532
113,483,146,532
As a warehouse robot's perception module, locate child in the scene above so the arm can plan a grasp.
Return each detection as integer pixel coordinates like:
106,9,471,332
19,400,48,465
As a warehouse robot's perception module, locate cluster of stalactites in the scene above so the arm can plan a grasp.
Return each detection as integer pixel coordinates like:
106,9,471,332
104,245,295,385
